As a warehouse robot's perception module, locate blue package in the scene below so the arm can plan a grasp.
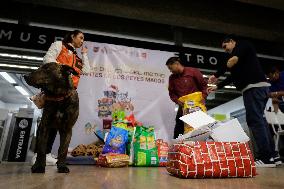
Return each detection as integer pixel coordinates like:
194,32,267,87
102,126,128,154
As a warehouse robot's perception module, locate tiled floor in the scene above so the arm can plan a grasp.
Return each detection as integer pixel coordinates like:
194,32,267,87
0,164,283,189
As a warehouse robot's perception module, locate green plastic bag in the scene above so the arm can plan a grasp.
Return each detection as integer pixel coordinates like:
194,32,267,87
112,110,126,122
133,126,159,166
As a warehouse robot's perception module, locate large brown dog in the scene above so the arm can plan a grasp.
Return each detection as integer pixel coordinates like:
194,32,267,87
24,62,79,173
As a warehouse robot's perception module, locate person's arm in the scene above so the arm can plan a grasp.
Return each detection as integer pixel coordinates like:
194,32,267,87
81,46,91,74
269,91,284,98
194,68,208,98
268,85,282,113
208,60,227,84
43,41,62,63
227,56,239,68
207,75,233,93
228,41,250,69
214,62,227,78
168,77,182,106
272,98,280,113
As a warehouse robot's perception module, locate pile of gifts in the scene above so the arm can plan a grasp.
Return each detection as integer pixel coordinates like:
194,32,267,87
97,110,169,168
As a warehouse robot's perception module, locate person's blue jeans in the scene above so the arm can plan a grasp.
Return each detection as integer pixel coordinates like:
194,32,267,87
243,87,276,162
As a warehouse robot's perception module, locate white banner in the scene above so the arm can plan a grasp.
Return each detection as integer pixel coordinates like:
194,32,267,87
54,42,176,150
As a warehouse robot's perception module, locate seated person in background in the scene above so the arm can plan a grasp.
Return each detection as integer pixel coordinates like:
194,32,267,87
267,67,284,113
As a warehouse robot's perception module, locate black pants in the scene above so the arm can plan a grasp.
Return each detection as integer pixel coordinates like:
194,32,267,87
174,106,184,139
34,126,57,154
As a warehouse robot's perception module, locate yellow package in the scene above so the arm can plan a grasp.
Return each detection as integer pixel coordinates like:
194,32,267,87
178,92,207,134
178,92,206,112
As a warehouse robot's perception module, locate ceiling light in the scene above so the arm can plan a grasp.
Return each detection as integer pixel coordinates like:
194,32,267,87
0,53,43,61
0,53,21,58
207,84,236,89
22,55,43,61
15,86,29,96
0,63,38,70
224,85,236,89
0,72,16,83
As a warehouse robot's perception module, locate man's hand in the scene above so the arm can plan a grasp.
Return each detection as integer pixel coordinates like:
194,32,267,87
208,75,218,84
207,86,217,94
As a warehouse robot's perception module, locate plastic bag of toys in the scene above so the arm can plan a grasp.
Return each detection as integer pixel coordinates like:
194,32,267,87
125,113,142,127
112,110,126,122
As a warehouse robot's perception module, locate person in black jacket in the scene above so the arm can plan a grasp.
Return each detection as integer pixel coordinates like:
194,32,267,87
207,34,281,167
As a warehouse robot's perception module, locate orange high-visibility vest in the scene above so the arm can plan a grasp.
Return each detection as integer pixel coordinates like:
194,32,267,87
56,43,83,88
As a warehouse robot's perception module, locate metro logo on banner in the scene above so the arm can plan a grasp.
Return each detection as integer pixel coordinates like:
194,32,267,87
66,42,176,148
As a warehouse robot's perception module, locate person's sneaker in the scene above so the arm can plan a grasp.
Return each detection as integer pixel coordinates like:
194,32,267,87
50,153,57,159
270,155,282,165
255,159,276,168
46,153,57,166
30,153,57,166
30,153,37,166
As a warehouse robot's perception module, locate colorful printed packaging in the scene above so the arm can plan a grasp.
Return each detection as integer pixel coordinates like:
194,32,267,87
156,139,169,167
97,153,129,168
102,126,128,154
133,126,159,166
178,92,207,134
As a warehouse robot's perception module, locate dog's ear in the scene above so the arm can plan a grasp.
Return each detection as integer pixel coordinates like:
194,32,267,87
61,65,78,76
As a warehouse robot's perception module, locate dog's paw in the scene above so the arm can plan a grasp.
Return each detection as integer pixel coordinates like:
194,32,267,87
57,165,70,173
31,164,45,173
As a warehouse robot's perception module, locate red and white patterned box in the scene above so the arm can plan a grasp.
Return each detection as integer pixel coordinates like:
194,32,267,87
166,141,256,178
